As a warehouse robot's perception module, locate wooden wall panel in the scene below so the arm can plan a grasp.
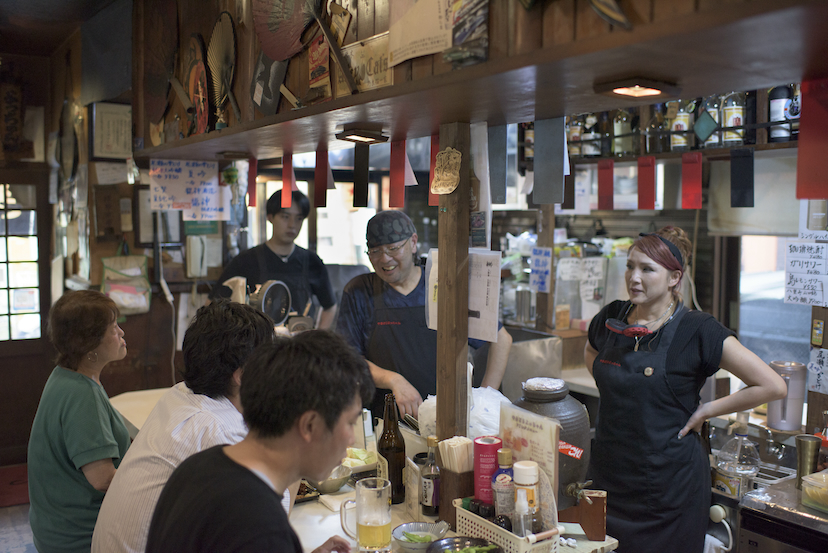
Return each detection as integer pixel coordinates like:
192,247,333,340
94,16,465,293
653,0,696,22
618,0,653,27
514,0,544,56
489,0,511,60
575,0,611,41
412,57,434,81
357,0,375,40
342,0,359,45
393,61,413,87
374,0,390,34
699,0,747,11
543,0,576,47
235,0,259,123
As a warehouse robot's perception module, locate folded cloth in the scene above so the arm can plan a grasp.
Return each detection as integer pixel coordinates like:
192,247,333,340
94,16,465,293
703,534,726,553
319,490,355,512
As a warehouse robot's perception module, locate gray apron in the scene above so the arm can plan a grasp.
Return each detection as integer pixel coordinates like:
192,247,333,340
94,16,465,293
589,303,709,553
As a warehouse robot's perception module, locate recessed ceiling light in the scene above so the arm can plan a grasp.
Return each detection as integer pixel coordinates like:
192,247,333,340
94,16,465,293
594,77,680,98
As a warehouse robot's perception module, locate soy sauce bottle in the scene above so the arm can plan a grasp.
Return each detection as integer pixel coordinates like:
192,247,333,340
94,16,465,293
378,393,406,504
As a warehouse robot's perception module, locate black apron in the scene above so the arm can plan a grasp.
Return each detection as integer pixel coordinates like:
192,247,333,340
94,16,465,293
255,245,313,317
588,303,710,553
365,274,437,419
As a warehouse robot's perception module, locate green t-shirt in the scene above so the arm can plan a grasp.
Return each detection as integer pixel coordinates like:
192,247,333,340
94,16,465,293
28,367,130,553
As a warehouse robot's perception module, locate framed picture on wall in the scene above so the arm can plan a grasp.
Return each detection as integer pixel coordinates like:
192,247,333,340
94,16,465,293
133,185,184,248
90,102,133,160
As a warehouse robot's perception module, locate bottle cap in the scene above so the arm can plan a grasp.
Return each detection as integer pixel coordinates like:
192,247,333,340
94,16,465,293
497,448,512,466
427,435,439,448
513,460,539,485
479,502,495,519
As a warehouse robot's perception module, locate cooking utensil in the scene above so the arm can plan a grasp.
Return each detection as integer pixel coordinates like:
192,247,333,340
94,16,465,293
403,414,420,433
426,537,502,552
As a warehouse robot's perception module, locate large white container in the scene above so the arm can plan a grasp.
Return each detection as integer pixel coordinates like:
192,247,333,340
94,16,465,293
766,361,806,431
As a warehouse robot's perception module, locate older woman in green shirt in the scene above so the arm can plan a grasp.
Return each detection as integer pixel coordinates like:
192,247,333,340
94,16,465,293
28,290,131,553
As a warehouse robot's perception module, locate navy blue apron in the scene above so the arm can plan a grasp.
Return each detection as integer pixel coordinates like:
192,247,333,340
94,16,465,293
365,273,437,419
255,245,313,317
589,303,710,553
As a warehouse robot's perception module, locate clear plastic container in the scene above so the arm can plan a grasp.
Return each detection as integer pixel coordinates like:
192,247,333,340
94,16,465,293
713,412,760,497
801,468,828,514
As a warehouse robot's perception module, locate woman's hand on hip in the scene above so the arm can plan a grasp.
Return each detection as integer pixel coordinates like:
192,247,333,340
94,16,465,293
678,403,711,440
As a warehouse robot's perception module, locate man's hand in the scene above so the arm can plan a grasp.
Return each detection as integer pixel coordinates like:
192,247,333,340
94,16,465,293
311,535,351,553
389,375,424,419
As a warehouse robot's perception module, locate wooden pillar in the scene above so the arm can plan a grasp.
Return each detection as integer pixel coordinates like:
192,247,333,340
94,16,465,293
436,122,471,440
536,204,556,333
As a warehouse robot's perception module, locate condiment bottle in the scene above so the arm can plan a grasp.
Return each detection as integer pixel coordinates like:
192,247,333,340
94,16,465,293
491,448,515,518
378,393,405,504
421,435,440,516
513,460,542,533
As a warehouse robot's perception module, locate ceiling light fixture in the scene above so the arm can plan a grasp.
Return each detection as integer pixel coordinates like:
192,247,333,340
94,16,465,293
594,77,680,98
336,123,388,145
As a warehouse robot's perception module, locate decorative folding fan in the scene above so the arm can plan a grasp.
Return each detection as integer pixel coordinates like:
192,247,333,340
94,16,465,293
207,12,236,128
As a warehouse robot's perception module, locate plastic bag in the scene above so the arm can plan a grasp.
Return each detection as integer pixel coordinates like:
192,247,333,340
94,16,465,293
418,386,512,441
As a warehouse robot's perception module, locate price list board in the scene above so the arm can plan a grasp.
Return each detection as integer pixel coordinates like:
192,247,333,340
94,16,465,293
785,240,828,306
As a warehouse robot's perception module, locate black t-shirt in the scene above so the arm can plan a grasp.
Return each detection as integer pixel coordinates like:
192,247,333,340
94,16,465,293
209,244,336,316
145,445,302,553
588,300,736,412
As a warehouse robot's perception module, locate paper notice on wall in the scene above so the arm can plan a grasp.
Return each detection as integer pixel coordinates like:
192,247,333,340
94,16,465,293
388,0,452,67
425,248,501,342
785,239,828,306
556,258,580,281
808,346,828,394
149,159,228,220
530,247,552,293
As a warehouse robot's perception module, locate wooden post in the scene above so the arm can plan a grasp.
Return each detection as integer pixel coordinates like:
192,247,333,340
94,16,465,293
436,122,471,440
536,204,556,333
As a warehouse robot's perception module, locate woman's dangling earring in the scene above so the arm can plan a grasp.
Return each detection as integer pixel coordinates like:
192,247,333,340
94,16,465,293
86,351,98,364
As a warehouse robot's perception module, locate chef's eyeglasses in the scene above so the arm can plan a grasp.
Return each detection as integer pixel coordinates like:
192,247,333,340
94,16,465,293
366,238,410,259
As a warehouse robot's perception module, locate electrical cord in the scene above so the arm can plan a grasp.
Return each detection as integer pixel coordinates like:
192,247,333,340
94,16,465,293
156,247,177,386
709,505,733,552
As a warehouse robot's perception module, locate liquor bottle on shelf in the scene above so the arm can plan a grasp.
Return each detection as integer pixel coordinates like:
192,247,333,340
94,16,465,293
581,113,601,157
670,99,696,151
722,91,746,147
523,122,535,164
612,108,637,157
789,83,801,141
420,435,440,516
598,111,612,157
645,103,670,154
768,84,793,142
566,115,583,157
378,393,406,504
701,95,722,148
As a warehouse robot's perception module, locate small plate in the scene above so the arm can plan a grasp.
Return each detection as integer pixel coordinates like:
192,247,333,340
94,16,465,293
426,537,503,552
393,521,450,552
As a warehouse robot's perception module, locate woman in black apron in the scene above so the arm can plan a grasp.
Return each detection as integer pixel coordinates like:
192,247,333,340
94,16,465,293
585,227,786,553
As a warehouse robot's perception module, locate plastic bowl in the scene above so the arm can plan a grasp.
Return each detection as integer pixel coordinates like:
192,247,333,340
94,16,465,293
392,521,450,552
307,464,351,494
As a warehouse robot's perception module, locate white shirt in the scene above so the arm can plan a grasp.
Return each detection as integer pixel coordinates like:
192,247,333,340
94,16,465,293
92,382,271,553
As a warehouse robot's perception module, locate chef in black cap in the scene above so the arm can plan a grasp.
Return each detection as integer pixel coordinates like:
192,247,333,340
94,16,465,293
336,210,512,418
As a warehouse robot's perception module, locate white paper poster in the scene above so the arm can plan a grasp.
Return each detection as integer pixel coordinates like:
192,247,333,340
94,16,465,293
785,239,828,307
808,346,828,394
388,0,452,67
530,247,552,293
149,159,229,221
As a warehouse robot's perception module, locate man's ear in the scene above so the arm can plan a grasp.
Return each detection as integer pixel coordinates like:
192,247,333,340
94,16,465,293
232,367,243,388
296,410,322,443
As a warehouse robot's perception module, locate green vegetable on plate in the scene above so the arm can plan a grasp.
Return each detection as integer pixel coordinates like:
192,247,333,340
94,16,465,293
402,531,432,543
456,546,498,553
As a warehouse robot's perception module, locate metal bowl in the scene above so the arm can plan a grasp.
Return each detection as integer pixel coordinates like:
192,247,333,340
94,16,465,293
392,521,450,552
306,464,350,494
426,537,503,552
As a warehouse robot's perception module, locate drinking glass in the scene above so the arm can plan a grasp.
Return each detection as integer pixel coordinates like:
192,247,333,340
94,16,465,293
340,477,392,552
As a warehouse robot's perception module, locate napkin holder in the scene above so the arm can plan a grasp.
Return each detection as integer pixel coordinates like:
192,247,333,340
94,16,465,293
438,468,474,530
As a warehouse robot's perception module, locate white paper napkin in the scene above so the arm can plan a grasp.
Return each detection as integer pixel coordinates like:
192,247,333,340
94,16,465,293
319,490,355,512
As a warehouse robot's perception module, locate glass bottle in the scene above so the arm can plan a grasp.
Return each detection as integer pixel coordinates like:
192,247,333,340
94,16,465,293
670,99,696,151
566,115,583,157
722,91,746,146
598,111,612,157
420,435,440,516
701,95,722,148
789,83,802,141
378,393,406,504
645,103,670,154
491,447,515,519
612,108,635,157
768,84,793,142
581,113,601,157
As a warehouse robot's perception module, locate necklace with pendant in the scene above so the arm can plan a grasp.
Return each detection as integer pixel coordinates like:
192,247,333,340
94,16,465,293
276,245,294,264
632,301,674,351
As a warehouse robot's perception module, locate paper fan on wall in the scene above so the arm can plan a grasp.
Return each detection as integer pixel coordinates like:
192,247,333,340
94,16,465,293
184,34,210,135
207,11,237,128
252,0,319,61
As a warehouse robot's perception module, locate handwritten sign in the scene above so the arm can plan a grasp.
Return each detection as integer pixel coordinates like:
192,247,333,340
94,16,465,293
786,239,828,306
556,258,580,281
808,346,828,394
530,247,552,293
149,159,228,221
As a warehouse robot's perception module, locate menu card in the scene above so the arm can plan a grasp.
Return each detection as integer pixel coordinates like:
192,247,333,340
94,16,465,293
499,403,560,504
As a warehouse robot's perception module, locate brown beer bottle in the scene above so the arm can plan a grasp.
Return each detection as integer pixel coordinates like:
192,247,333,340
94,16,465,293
378,393,406,504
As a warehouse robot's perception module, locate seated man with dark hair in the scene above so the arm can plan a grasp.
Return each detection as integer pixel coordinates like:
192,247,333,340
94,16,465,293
145,330,375,553
92,300,276,553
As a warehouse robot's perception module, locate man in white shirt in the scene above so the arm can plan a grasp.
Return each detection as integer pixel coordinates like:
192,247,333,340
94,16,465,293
91,300,276,553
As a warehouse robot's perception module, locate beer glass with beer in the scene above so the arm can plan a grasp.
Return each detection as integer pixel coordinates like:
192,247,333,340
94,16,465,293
340,477,392,552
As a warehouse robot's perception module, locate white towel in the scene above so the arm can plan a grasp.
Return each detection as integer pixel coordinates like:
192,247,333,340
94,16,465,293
318,490,355,512
703,534,726,553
